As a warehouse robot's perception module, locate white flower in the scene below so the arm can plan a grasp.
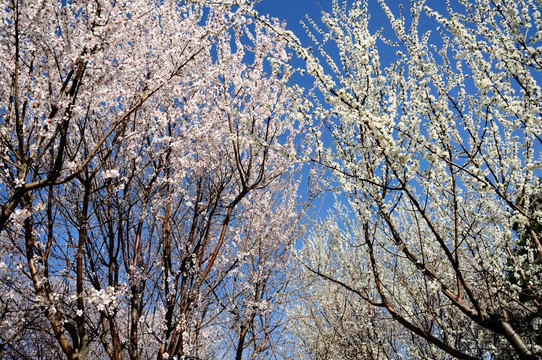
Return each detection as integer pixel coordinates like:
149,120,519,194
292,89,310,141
103,169,121,179
34,202,46,211
13,178,25,188
12,209,31,223
428,279,440,294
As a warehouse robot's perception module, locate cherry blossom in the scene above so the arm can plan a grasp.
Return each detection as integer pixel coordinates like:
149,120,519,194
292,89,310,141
291,0,542,359
0,1,306,359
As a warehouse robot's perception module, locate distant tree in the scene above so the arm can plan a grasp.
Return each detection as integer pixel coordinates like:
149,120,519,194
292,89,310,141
289,0,542,359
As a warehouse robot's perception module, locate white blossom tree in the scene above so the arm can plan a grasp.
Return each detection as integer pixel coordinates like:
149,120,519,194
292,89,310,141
291,0,542,359
0,1,306,359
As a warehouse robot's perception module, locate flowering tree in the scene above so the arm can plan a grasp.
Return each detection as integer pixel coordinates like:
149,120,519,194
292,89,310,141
292,0,542,359
0,1,305,359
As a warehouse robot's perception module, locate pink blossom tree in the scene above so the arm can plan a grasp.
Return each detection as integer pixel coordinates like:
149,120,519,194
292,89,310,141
0,1,306,359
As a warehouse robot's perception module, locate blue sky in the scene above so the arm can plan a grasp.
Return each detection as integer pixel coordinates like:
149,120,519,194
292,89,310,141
255,0,319,30
254,0,452,73
255,0,451,45
255,0,372,45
